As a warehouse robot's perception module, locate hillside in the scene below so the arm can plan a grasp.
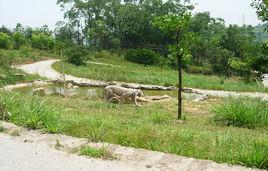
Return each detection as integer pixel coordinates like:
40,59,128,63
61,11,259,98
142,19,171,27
255,23,268,42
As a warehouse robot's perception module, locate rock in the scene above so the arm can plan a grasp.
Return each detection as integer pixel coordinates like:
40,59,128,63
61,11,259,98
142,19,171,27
193,94,209,102
32,87,48,96
13,73,26,79
86,89,98,97
52,87,78,97
137,95,173,103
73,85,79,89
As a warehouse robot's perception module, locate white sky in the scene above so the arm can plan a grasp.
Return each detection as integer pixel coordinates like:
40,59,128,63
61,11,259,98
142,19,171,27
0,0,263,29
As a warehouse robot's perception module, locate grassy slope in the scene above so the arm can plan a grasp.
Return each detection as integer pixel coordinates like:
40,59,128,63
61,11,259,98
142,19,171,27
0,68,42,87
53,57,268,93
3,90,267,169
0,49,57,64
0,49,54,87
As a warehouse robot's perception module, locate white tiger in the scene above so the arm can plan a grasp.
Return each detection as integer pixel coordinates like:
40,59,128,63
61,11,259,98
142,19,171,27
104,85,143,106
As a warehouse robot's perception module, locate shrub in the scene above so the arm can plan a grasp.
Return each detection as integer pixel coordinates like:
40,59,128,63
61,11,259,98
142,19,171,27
0,92,63,133
65,46,88,66
125,48,161,65
186,65,213,75
31,33,55,50
92,50,119,59
212,97,268,128
13,32,26,49
80,146,115,160
0,32,11,49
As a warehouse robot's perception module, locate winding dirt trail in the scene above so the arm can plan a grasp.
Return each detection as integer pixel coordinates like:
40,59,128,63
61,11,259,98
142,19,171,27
16,60,268,101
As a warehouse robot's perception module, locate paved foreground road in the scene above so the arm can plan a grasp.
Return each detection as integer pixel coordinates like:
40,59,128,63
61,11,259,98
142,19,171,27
0,134,137,171
0,122,258,171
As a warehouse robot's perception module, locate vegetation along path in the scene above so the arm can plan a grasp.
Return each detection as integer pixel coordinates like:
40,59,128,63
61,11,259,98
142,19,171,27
16,60,268,100
0,121,259,171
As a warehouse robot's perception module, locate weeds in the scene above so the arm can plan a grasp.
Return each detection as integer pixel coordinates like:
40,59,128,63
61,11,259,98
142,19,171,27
80,146,115,160
0,125,4,132
0,92,63,133
9,130,20,136
212,97,268,128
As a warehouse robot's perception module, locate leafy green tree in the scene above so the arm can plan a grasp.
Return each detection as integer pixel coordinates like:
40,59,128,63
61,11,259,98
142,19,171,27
153,12,194,119
13,32,26,49
252,0,268,23
0,32,11,49
65,46,88,66
31,33,55,50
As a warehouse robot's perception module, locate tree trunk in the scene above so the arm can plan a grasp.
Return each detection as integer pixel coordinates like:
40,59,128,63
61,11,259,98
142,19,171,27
177,54,183,120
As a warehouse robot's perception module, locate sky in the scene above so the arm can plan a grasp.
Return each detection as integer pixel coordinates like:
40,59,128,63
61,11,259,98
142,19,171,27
0,0,263,30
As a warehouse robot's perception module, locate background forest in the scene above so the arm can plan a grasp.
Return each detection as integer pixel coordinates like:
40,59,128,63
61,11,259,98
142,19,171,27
0,0,267,82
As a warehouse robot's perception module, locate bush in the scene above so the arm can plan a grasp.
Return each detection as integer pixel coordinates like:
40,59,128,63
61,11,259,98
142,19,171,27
186,65,213,75
0,92,63,133
212,97,268,128
125,48,161,65
0,32,11,49
13,32,26,49
92,50,119,59
65,46,88,66
31,33,55,50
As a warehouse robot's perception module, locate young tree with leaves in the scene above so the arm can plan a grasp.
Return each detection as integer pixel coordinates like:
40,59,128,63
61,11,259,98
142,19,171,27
153,13,194,119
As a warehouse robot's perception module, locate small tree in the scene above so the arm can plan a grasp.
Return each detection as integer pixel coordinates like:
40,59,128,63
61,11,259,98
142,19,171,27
153,13,194,120
0,32,11,49
13,32,26,49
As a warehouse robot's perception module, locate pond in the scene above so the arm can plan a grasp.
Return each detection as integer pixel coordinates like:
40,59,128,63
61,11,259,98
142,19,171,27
13,83,203,101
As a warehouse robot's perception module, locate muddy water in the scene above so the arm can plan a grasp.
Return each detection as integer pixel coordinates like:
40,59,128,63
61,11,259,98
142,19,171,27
13,84,202,101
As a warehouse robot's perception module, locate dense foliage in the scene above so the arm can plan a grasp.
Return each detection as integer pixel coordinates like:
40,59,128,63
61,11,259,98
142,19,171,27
65,46,88,66
125,49,161,65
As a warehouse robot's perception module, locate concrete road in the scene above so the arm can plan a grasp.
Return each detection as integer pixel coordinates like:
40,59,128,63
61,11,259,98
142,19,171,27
0,134,141,171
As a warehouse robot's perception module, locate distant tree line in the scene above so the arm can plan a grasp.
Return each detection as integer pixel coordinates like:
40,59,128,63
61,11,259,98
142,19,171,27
0,0,267,83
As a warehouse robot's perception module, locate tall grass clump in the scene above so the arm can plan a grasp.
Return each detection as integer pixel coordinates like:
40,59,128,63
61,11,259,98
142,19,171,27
0,92,63,133
212,97,268,128
80,146,115,160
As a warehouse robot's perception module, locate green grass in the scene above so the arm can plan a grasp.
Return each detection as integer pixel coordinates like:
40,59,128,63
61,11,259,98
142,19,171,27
0,48,57,64
80,146,115,160
7,88,266,169
0,68,42,87
213,97,268,128
53,60,268,93
0,125,4,132
0,92,63,133
0,49,47,87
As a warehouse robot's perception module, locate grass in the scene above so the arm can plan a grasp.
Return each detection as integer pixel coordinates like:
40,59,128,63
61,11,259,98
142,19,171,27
0,92,63,133
9,130,20,136
0,68,42,87
80,146,115,160
0,125,4,132
53,59,268,93
0,48,57,64
7,87,266,169
213,97,268,128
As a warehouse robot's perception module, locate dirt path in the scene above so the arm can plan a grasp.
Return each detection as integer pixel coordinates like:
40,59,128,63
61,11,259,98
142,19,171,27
16,60,268,100
0,121,258,171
